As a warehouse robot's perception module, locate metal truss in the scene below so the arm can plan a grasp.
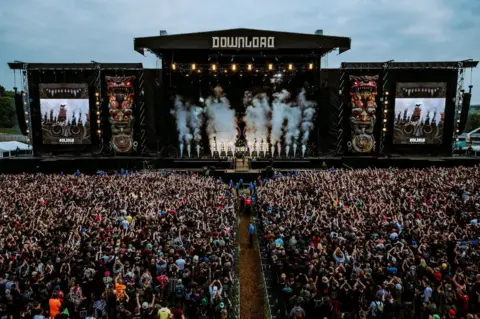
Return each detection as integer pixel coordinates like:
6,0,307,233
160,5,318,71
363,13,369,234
92,63,105,155
379,62,391,154
136,69,147,154
22,63,32,144
335,69,346,155
452,64,465,154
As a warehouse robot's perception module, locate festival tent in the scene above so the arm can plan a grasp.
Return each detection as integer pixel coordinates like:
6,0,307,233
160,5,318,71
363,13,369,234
0,141,33,158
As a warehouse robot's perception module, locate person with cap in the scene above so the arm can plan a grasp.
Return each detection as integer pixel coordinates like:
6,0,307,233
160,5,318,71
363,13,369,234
248,223,255,248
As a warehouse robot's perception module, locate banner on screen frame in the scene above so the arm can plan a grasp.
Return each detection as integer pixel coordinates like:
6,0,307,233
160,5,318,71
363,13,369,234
39,83,91,145
106,76,136,153
393,82,446,145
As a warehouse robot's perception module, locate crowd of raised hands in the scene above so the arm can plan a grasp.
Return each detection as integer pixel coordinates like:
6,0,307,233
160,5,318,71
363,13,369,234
257,166,480,319
0,172,237,319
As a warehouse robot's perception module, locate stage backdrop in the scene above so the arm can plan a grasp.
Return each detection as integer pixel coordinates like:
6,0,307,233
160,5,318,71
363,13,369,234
167,69,318,157
39,83,91,145
106,76,136,153
393,82,447,145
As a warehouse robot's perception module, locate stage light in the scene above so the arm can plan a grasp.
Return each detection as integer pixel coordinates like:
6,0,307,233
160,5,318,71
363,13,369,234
24,101,27,105
95,92,100,97
97,130,102,134
256,69,259,73
96,111,100,115
197,69,201,73
25,120,29,124
383,119,387,122
26,130,30,134
192,64,196,70
224,69,227,73
97,120,101,124
231,64,237,71
172,63,176,70
384,100,388,104
456,129,460,133
268,64,273,70
248,64,252,71
288,64,293,70
126,82,131,86
22,92,26,96
457,119,460,123
309,63,313,70
456,138,459,141
96,101,100,106
382,128,387,132
385,91,389,95
458,111,462,114
24,111,28,115
211,64,217,71
384,109,388,113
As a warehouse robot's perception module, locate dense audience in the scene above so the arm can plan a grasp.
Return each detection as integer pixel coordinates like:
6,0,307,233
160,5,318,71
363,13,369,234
257,167,480,319
0,172,237,319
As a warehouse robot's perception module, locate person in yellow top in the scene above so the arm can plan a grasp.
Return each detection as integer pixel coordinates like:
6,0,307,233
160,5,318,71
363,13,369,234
157,301,172,319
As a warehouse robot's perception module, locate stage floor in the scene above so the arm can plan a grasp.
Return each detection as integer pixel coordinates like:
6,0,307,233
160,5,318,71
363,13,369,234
1,154,479,174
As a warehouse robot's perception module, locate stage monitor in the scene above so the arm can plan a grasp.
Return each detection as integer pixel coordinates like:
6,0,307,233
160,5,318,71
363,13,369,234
393,82,446,145
39,83,91,145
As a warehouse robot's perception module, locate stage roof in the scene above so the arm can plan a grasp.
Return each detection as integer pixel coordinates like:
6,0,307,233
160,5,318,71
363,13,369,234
134,28,351,57
8,62,143,70
341,60,479,69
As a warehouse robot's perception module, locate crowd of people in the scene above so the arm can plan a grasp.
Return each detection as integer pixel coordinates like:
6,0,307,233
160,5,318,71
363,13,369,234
257,166,480,319
0,172,238,319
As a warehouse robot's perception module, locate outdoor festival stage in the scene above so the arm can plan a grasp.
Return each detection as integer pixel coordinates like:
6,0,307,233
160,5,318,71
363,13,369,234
1,155,479,175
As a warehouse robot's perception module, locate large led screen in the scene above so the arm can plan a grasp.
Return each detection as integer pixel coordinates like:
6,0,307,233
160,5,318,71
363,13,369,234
39,83,91,145
393,82,447,144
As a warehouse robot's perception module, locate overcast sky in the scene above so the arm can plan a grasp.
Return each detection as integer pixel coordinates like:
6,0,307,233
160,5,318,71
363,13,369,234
1,0,479,102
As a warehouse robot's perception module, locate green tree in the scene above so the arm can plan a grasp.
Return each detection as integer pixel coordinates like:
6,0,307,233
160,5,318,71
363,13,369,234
0,85,18,129
465,112,480,132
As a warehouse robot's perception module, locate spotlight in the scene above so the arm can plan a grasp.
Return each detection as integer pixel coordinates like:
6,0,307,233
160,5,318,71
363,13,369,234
382,128,387,132
308,63,313,70
211,64,217,71
96,111,100,115
268,64,273,70
457,119,460,123
247,64,252,71
384,100,388,104
22,92,26,96
288,64,293,70
95,92,100,97
385,91,389,95
172,63,176,70
96,101,100,106
224,69,227,73
97,130,102,134
24,111,28,115
456,138,459,141
26,130,30,134
383,119,387,122
231,64,237,71
97,120,101,124
384,109,388,113
25,120,29,124
197,69,201,73
456,129,460,133
192,64,196,70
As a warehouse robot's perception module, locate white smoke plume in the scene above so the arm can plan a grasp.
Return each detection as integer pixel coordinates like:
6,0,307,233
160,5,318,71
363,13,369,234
172,96,204,148
244,92,271,150
205,95,237,151
297,88,317,145
270,90,291,146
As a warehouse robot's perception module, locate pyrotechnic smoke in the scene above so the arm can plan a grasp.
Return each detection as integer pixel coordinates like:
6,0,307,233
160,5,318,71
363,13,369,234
297,88,317,145
270,90,291,147
172,96,204,155
205,95,237,151
244,92,271,150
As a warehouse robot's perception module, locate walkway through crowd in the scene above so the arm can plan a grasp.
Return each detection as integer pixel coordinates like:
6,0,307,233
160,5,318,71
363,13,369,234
238,192,266,319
